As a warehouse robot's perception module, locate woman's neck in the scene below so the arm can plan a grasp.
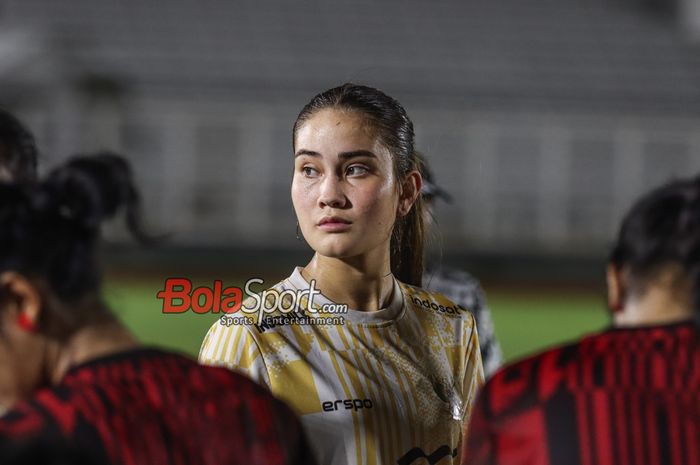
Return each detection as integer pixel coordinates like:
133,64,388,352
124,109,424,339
301,251,394,312
614,283,694,327
48,320,140,385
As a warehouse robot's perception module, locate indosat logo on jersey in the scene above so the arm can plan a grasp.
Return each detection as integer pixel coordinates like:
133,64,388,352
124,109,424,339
157,278,347,325
410,296,464,315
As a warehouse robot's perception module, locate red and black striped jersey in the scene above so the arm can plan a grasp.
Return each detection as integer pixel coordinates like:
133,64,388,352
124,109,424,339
464,321,700,465
0,348,315,465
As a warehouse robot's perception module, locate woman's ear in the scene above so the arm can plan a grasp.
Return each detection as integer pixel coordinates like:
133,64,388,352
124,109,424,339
0,272,42,331
397,170,422,217
606,263,626,313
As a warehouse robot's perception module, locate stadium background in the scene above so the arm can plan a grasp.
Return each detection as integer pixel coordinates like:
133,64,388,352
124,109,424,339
1,0,699,362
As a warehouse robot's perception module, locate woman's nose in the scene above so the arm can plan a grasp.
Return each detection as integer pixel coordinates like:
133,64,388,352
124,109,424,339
318,175,346,208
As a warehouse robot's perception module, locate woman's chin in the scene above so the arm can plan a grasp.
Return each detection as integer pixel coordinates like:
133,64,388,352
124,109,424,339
308,236,363,259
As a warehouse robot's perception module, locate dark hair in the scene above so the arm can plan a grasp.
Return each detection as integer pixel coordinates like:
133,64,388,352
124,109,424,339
610,175,700,326
293,83,424,286
415,151,453,206
0,152,148,336
0,109,38,183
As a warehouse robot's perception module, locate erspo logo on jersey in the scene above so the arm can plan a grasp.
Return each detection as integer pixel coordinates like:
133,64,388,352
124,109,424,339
322,398,373,412
156,278,347,325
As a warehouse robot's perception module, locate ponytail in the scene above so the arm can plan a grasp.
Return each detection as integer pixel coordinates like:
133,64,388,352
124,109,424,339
0,152,150,305
391,152,425,286
40,153,147,242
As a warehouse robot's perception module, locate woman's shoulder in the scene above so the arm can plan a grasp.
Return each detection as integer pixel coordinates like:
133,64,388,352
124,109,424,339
199,276,295,357
0,385,76,440
218,271,322,339
239,276,291,312
399,281,474,322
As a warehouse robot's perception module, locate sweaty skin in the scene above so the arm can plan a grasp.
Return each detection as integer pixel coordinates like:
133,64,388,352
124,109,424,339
292,108,419,311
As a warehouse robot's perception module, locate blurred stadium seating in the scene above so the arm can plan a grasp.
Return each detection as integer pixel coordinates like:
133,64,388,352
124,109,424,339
3,1,699,259
1,0,699,358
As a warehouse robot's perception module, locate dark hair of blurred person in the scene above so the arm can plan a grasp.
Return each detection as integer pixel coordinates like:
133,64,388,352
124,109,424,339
463,175,700,465
0,153,315,465
0,109,38,183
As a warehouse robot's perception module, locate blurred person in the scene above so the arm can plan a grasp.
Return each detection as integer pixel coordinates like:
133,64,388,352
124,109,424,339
419,154,503,377
0,108,38,183
463,175,700,465
0,110,39,417
200,83,484,465
0,153,314,465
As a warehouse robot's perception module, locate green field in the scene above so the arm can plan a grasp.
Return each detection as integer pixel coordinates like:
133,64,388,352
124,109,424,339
104,278,610,363
486,290,609,361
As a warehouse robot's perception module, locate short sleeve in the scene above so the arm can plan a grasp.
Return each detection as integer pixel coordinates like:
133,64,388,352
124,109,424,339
199,319,271,388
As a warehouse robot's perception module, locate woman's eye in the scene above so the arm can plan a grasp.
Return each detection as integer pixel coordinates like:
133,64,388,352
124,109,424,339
346,165,369,177
302,166,319,177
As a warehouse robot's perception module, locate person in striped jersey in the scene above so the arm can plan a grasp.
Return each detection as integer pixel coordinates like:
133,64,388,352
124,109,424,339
200,83,484,465
463,175,700,465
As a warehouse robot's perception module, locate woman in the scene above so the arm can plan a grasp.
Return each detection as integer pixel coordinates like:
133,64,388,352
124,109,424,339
0,153,313,465
0,108,39,415
200,83,484,465
464,175,700,465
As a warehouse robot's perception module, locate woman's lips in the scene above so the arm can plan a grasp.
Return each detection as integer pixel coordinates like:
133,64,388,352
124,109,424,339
318,217,352,232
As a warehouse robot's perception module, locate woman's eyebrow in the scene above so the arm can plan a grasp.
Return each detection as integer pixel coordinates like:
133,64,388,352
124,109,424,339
294,149,320,158
294,150,376,159
338,150,376,160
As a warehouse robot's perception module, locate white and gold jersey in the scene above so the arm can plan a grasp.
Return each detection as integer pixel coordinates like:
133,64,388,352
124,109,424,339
199,268,483,465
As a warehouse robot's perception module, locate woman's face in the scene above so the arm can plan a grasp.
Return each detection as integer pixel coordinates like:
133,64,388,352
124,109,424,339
292,108,401,260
